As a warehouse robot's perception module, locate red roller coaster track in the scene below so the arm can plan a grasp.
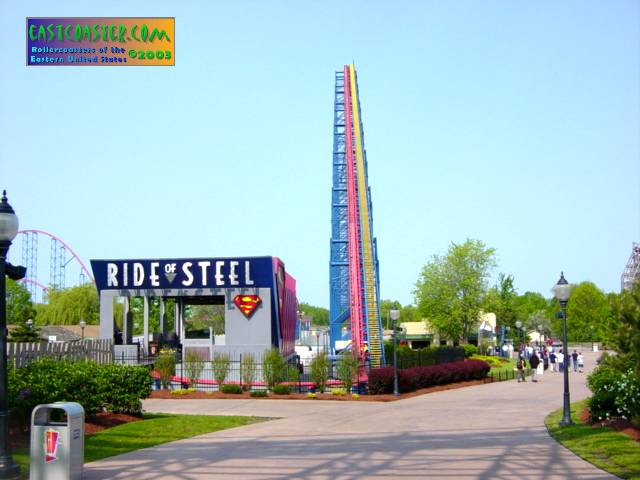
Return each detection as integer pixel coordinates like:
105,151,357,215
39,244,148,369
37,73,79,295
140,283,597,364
17,229,95,284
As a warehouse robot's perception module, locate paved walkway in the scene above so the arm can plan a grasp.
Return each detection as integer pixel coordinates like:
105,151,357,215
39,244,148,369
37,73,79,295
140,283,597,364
85,350,616,479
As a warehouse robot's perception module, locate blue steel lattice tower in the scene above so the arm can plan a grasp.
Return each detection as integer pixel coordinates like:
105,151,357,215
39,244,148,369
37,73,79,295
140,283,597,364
329,64,384,366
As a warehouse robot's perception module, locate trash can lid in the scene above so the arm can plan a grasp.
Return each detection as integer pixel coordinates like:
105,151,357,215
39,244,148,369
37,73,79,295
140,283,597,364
32,402,85,420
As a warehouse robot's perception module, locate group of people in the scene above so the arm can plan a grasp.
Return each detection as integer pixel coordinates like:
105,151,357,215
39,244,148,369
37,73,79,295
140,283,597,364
515,345,585,383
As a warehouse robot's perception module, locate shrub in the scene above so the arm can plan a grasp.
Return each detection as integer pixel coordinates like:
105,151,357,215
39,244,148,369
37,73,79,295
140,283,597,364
155,349,176,389
383,344,465,368
588,365,640,422
212,352,231,388
250,390,268,398
184,350,206,389
263,348,286,390
306,392,317,399
171,388,196,396
336,351,360,393
240,354,257,391
9,358,152,423
351,393,360,400
462,344,478,358
272,383,291,395
331,388,347,396
310,352,329,393
367,359,490,394
221,384,243,394
286,364,300,383
470,355,505,368
367,366,394,395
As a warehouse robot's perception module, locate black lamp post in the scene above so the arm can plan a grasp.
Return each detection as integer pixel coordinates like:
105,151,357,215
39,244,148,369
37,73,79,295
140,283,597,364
552,271,573,426
0,191,21,479
390,309,400,396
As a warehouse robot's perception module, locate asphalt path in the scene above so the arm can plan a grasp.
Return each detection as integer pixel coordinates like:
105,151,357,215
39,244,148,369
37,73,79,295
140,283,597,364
84,350,616,479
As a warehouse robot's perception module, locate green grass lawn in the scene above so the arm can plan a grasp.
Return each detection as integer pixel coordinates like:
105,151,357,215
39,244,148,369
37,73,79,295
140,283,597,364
12,414,263,479
545,398,640,479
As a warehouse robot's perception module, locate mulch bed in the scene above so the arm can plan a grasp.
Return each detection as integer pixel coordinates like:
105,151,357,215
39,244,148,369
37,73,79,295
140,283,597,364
580,406,640,442
149,378,489,402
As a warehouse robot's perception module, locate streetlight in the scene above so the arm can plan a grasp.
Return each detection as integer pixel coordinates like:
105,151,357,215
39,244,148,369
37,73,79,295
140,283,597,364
0,191,21,478
537,324,544,346
390,309,400,396
552,271,573,426
79,319,87,341
515,320,523,347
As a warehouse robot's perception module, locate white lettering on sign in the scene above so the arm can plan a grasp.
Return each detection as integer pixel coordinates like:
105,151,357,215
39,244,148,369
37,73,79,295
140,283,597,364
245,260,254,285
229,261,239,286
107,263,118,287
198,261,211,286
133,263,144,287
150,262,160,287
102,259,262,289
182,262,194,286
215,261,224,286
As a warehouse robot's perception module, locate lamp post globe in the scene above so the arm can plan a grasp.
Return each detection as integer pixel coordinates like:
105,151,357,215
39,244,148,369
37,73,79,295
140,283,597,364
390,309,400,396
0,190,21,479
552,272,573,426
79,319,87,340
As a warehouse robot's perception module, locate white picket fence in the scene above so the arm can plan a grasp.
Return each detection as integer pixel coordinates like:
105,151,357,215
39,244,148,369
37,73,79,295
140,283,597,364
8,339,113,368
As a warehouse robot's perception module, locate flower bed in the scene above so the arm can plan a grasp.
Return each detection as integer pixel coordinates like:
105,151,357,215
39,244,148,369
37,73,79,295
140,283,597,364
368,359,491,394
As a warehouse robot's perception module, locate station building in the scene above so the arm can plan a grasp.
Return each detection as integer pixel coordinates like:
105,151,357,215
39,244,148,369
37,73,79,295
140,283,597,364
91,256,298,360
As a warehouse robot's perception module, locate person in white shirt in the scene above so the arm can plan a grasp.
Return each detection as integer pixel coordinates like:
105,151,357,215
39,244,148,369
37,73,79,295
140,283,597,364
557,351,565,372
577,352,584,373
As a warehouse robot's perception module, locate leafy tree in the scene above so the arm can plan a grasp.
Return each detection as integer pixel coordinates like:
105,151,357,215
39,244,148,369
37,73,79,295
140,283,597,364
36,283,99,325
262,348,286,390
240,354,257,391
611,283,640,375
400,304,419,323
513,291,548,327
299,302,329,326
414,239,496,343
335,351,360,393
310,352,329,393
560,282,608,342
9,320,41,342
484,274,518,329
6,279,36,325
187,305,225,335
212,352,231,387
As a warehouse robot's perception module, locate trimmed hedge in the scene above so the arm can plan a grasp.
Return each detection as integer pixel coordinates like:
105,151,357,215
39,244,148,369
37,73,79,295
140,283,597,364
8,358,152,424
368,359,490,394
383,344,466,368
221,384,243,394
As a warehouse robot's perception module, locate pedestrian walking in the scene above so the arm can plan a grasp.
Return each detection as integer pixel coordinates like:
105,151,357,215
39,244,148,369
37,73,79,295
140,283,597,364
516,355,527,382
571,350,578,372
557,350,565,373
577,352,584,373
549,351,557,372
529,351,540,382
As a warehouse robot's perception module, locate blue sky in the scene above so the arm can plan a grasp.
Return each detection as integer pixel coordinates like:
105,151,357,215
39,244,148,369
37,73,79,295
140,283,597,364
1,1,638,307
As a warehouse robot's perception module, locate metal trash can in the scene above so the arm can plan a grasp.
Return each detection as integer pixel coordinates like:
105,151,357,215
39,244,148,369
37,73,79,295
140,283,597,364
30,402,84,480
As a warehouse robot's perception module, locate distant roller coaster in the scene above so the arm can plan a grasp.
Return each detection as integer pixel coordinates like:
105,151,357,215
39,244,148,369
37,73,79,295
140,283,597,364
13,229,94,302
621,242,640,291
